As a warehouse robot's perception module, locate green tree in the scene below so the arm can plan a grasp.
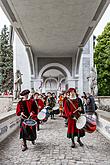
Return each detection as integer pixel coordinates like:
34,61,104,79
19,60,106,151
0,25,13,92
94,22,110,96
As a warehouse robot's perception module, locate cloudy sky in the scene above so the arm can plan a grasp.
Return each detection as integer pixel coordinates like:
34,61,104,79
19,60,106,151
0,4,110,37
93,4,110,37
0,7,10,30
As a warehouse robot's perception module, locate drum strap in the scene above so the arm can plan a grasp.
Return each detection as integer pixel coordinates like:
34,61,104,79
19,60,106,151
34,99,40,112
67,99,79,114
68,99,77,110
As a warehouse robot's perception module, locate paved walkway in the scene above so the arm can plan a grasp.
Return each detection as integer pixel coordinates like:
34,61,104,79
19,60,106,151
0,116,110,165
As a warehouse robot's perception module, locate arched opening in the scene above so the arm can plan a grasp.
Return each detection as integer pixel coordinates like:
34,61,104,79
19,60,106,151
60,78,66,91
38,63,71,79
38,63,72,94
45,78,58,94
42,68,65,94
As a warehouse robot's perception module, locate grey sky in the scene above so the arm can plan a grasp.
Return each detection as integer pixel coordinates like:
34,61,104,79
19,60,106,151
93,4,110,37
0,7,10,30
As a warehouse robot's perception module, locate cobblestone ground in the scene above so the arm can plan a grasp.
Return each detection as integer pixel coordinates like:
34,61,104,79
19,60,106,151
0,116,110,165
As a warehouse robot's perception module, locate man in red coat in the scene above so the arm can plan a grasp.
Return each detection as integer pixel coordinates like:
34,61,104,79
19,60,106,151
31,92,44,131
16,89,37,151
64,88,85,148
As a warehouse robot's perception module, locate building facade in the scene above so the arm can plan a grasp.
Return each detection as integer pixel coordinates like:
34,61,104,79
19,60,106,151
13,32,94,96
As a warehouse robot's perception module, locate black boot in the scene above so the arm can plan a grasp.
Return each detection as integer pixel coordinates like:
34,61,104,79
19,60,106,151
71,138,75,148
77,138,84,146
37,124,40,131
22,139,28,151
32,140,35,145
37,120,40,131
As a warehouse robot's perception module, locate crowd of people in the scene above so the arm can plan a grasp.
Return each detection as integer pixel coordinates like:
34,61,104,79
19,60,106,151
0,90,13,96
16,88,97,151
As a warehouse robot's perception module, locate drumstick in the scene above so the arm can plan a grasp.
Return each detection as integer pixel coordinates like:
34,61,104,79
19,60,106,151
28,115,31,119
21,113,27,118
72,109,79,114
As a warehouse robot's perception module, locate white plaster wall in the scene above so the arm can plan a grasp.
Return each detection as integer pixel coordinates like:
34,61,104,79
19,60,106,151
0,111,19,142
78,54,83,96
78,36,93,95
89,35,94,68
67,79,75,88
13,33,31,91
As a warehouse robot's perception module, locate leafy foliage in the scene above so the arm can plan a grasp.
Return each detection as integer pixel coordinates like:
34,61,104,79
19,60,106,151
94,22,110,96
0,25,13,92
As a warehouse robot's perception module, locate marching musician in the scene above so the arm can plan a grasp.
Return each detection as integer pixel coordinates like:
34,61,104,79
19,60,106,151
16,89,37,151
58,94,64,117
31,92,44,131
64,88,85,148
46,92,56,119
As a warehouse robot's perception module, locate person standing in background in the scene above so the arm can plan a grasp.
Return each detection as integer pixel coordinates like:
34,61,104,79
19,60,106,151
46,92,56,119
86,92,96,114
31,92,44,131
58,94,64,117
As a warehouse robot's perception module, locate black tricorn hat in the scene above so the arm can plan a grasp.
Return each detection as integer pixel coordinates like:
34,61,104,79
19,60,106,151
20,89,30,96
33,92,39,96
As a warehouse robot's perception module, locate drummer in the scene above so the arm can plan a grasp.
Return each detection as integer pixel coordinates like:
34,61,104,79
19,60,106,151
64,88,85,148
31,92,44,131
46,92,56,119
58,94,64,117
16,89,37,151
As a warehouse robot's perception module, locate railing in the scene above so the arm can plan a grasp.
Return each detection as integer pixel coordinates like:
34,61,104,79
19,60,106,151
0,110,20,142
96,96,110,140
0,97,19,142
97,96,110,112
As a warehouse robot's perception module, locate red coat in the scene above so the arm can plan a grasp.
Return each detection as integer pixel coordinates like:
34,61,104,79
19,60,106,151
31,99,44,120
37,99,44,111
16,99,34,117
16,99,37,140
64,98,85,138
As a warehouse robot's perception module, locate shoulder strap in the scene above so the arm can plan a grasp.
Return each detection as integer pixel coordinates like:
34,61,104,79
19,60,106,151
34,99,39,109
66,99,70,109
68,99,77,110
67,99,79,114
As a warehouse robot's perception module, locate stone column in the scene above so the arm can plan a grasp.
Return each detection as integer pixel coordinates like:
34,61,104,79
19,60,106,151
33,78,43,93
66,78,75,88
30,75,34,91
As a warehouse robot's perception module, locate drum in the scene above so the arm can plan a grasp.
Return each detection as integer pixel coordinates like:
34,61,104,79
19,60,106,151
37,111,46,120
41,108,47,113
42,107,50,121
22,119,37,141
23,119,37,126
37,107,50,121
53,106,60,114
76,115,86,129
76,114,96,133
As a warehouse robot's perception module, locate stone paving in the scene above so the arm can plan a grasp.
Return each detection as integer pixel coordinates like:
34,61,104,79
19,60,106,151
0,115,110,165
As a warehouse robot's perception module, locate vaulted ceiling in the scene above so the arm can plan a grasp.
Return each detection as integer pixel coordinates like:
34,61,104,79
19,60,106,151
0,0,109,56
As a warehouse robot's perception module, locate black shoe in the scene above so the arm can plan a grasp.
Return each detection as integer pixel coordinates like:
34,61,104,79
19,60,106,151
77,139,84,146
32,141,35,145
22,145,28,151
37,126,40,131
71,142,75,148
